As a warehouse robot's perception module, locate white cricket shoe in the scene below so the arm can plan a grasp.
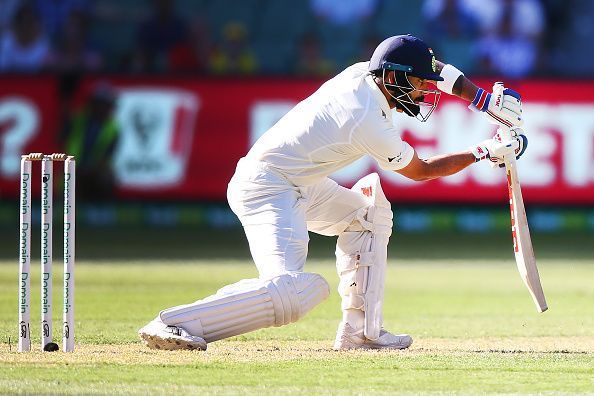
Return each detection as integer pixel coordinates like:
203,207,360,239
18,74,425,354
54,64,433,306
138,319,207,351
333,322,413,350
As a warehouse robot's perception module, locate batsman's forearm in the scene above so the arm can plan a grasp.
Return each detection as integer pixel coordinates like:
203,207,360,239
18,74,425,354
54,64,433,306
452,76,479,102
436,60,480,102
418,152,476,180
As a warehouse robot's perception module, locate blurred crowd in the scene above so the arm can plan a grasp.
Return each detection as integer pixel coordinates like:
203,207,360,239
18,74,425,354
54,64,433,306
0,0,592,78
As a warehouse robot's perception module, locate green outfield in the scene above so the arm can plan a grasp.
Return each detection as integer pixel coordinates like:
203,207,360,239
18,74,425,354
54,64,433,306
0,231,593,394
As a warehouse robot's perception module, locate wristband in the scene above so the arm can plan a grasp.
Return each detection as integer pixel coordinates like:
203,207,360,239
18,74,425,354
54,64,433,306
469,88,491,112
436,64,464,95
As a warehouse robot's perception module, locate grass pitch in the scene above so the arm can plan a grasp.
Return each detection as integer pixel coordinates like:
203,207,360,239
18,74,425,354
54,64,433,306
0,232,593,395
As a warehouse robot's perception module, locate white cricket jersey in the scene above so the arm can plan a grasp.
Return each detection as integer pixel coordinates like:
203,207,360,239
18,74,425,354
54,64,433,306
245,62,415,186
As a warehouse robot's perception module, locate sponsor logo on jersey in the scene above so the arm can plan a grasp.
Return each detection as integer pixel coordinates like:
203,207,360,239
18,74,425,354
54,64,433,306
361,186,373,197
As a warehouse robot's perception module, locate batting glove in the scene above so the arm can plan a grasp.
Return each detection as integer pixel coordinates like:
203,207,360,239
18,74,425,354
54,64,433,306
469,82,523,128
470,127,528,168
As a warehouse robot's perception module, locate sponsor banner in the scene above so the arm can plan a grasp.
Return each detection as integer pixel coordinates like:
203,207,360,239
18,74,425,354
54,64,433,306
69,77,321,200
1,76,593,204
0,77,60,196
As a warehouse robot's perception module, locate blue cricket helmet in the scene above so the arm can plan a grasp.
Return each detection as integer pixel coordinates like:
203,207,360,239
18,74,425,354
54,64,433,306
368,35,443,81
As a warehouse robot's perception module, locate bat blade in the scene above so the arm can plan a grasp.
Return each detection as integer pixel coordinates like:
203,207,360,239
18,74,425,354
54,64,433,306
504,157,548,313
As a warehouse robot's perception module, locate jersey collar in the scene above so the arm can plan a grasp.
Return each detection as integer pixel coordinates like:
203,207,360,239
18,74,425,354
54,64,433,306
365,74,392,122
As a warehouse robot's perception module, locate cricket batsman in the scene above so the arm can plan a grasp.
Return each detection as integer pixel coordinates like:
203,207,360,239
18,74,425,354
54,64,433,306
139,35,527,350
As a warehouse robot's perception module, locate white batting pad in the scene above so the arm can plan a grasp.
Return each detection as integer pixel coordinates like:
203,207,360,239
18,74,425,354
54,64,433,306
159,272,329,342
336,173,392,341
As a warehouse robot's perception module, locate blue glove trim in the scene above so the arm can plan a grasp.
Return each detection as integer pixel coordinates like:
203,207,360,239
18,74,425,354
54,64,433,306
503,88,522,101
516,134,528,159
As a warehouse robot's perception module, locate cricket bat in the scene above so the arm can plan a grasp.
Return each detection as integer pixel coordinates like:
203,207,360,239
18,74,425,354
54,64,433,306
503,148,548,313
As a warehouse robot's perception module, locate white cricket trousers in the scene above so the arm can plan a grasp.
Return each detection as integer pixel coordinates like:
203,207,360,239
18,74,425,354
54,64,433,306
227,158,369,279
